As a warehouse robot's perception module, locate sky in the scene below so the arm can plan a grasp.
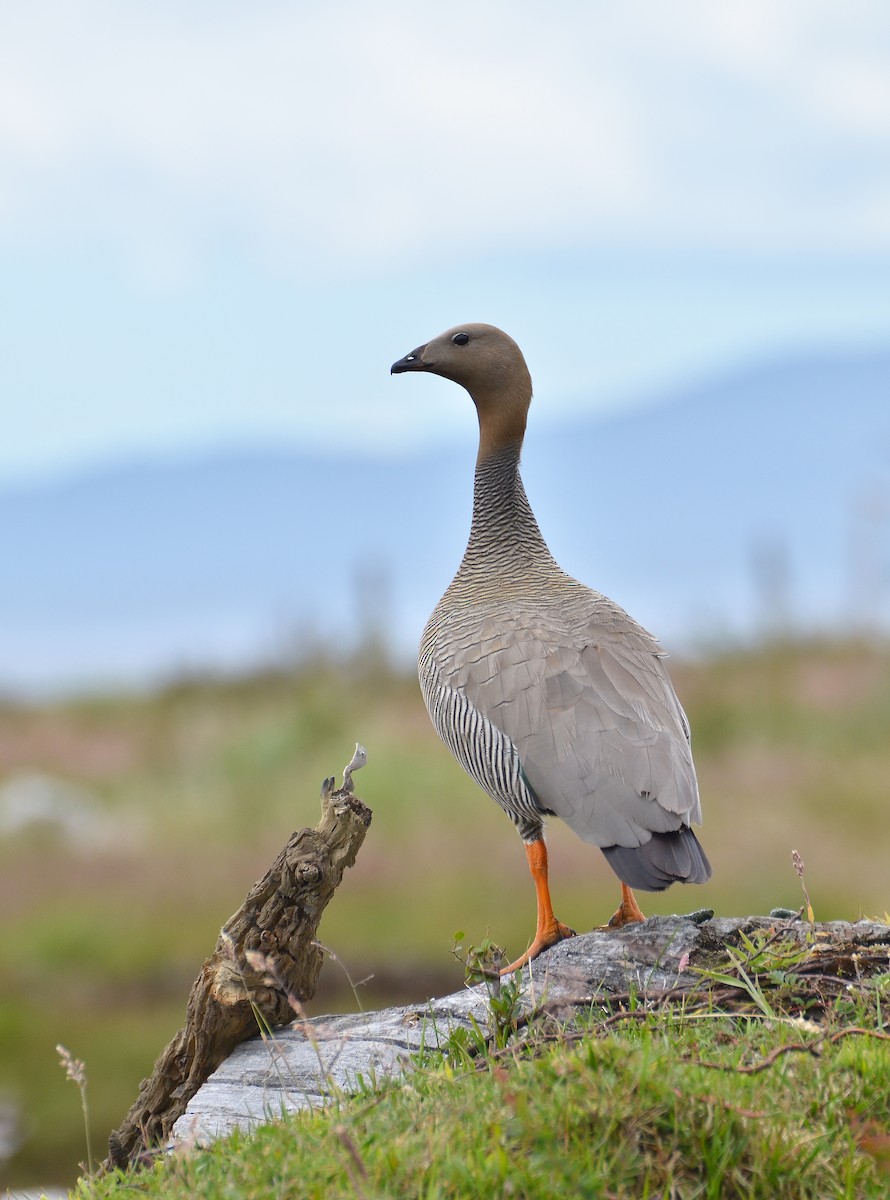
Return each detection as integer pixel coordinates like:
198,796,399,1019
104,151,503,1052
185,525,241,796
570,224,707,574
1,1,889,487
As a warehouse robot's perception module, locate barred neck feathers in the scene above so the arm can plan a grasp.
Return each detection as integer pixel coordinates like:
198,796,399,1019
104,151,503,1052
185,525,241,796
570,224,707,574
463,444,552,568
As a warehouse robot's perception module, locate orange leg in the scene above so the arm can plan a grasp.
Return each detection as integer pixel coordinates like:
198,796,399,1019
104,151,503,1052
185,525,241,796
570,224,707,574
606,882,646,928
501,838,576,975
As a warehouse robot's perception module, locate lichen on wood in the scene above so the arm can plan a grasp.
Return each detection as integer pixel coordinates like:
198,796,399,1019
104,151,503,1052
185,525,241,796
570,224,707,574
105,746,371,1171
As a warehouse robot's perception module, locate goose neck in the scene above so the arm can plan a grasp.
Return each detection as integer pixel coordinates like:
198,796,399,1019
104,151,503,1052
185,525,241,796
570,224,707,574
465,444,549,563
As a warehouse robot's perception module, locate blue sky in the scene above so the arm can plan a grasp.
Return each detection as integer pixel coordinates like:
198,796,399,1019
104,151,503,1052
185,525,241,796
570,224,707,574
1,1,889,486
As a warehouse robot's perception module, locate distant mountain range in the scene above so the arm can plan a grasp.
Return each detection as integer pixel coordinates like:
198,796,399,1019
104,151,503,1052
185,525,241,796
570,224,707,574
4,347,890,693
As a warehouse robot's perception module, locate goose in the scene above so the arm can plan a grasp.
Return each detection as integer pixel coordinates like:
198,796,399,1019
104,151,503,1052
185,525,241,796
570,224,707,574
392,323,711,973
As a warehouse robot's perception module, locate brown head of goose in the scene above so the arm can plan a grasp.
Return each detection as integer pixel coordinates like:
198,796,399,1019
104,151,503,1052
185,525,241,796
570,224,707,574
392,323,711,974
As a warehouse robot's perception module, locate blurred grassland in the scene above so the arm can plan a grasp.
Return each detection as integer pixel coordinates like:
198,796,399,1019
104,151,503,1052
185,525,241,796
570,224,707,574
1,637,888,1189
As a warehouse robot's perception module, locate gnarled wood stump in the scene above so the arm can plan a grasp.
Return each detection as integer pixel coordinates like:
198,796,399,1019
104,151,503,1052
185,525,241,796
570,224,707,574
105,749,371,1171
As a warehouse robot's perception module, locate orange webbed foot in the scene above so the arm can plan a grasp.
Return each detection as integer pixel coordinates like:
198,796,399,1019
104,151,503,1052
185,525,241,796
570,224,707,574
500,917,576,976
501,838,578,975
606,882,646,928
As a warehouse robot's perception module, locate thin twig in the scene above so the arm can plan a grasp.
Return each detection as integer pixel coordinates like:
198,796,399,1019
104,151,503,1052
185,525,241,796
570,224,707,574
670,1087,767,1120
691,1025,890,1076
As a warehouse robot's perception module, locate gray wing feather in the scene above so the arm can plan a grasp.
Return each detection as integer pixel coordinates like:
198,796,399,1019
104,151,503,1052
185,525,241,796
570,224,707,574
422,594,701,852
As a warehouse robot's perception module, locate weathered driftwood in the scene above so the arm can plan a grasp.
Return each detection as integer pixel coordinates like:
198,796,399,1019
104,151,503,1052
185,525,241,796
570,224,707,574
105,748,372,1171
171,913,890,1148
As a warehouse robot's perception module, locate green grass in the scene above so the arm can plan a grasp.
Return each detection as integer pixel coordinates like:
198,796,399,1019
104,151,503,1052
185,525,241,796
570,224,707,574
74,940,890,1199
1,638,889,1189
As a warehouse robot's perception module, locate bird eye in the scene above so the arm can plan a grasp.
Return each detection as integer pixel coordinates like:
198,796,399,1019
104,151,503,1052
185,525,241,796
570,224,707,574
452,332,470,346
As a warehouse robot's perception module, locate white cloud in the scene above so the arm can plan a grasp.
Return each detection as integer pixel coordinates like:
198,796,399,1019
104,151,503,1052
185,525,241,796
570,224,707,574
0,0,888,277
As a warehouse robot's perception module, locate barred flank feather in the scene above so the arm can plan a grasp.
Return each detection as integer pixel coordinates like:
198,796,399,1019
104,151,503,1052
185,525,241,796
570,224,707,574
425,680,544,842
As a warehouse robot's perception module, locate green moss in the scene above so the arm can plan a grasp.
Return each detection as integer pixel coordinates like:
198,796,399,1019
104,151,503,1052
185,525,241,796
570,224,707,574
76,1006,890,1200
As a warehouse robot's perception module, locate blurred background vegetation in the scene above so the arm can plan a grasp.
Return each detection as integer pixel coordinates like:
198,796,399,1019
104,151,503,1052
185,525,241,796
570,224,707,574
1,635,888,1190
